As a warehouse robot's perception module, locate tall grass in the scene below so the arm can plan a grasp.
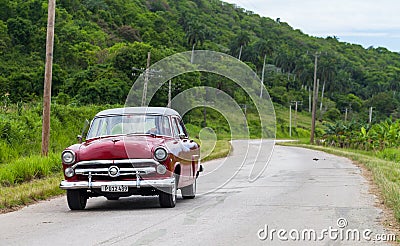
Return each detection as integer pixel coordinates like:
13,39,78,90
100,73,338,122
0,103,116,186
0,103,112,164
0,153,60,186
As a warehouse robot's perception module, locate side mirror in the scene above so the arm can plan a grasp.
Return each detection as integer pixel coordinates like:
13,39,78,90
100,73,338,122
78,119,90,144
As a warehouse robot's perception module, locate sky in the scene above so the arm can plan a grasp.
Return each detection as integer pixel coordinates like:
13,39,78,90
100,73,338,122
223,0,400,52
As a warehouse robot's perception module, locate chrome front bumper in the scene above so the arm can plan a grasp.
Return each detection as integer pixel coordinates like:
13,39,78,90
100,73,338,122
60,178,175,190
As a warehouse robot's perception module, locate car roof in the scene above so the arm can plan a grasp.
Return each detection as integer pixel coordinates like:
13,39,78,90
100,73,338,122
95,107,181,117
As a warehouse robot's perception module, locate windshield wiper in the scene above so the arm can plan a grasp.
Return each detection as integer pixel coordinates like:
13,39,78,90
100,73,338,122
125,132,142,136
124,132,158,137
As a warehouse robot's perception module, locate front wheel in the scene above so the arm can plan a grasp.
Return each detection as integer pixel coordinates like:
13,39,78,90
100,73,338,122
181,179,196,199
159,175,177,208
67,190,87,210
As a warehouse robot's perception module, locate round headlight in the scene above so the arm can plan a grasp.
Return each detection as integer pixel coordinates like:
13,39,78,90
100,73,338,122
64,167,75,178
154,147,168,161
156,164,167,175
62,150,76,165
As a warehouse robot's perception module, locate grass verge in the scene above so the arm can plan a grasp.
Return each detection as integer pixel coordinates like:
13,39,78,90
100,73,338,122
0,173,64,212
201,140,231,162
279,142,400,224
0,153,60,186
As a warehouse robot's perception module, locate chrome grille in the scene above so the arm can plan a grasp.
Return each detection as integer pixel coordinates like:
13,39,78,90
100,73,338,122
72,159,158,177
75,167,155,176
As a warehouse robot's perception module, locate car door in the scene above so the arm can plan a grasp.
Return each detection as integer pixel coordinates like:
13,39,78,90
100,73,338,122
173,117,200,185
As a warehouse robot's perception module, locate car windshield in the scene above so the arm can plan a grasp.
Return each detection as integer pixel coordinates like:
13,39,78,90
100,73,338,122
86,114,172,139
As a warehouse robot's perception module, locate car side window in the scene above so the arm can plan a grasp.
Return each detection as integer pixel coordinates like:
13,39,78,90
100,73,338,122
161,116,172,136
178,120,188,137
171,117,180,138
172,117,187,138
176,119,187,138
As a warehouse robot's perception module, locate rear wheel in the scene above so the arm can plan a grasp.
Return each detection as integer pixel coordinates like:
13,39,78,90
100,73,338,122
181,179,196,199
159,175,177,208
67,190,87,210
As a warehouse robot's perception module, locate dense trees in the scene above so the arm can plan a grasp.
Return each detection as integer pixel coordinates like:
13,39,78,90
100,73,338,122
0,0,400,123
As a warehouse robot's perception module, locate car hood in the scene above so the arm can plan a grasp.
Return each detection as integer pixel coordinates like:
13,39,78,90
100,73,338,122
78,135,166,161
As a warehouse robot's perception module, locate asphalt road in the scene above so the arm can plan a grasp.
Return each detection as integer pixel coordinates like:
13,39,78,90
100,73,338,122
0,140,392,245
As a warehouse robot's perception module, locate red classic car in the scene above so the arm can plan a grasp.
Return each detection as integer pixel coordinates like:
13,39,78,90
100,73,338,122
60,107,202,210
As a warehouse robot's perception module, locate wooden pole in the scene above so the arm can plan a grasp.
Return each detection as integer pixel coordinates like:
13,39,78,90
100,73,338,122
308,87,311,112
167,79,171,108
310,52,320,144
289,104,292,138
41,0,56,156
320,80,325,111
260,54,266,98
141,51,151,106
369,107,373,124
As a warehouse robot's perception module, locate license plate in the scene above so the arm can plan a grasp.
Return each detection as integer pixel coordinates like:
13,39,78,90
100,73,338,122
101,185,128,192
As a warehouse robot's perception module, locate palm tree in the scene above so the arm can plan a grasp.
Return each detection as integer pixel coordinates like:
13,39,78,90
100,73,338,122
185,21,205,63
318,53,337,110
254,39,273,64
253,39,273,96
231,32,250,60
293,54,313,87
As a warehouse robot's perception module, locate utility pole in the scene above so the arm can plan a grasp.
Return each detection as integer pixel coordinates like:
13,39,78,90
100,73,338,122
320,80,326,111
141,51,151,107
308,87,311,112
310,52,320,144
191,43,195,64
369,107,373,124
202,87,208,127
289,104,292,138
291,100,302,127
167,79,172,108
41,0,56,156
260,54,266,98
345,107,348,122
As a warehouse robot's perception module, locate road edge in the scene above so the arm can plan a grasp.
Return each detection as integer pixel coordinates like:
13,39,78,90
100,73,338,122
277,142,400,244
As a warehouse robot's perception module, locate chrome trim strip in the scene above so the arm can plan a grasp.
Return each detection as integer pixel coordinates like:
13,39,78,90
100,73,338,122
88,172,92,189
60,178,175,190
74,167,155,175
136,172,140,188
71,159,159,169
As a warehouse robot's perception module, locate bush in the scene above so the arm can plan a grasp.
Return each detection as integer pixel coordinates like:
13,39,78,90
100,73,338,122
324,108,341,121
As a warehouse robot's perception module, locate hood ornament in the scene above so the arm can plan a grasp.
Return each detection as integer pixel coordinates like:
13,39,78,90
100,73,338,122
111,139,120,144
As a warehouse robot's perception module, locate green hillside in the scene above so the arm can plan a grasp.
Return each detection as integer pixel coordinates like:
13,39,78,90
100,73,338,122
1,0,400,121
